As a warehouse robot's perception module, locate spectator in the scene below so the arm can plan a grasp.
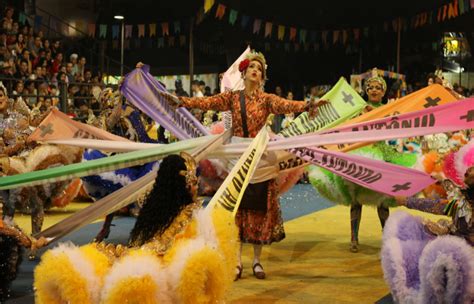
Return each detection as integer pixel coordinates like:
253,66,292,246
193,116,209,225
10,33,26,55
174,79,188,97
1,7,14,32
50,52,63,75
14,59,29,81
286,91,294,100
29,36,42,58
70,53,79,75
191,80,203,97
43,39,50,52
66,62,75,83
77,56,86,77
199,80,206,95
18,48,32,74
25,80,37,107
51,40,61,58
275,85,283,97
84,69,92,83
306,85,320,102
204,85,211,96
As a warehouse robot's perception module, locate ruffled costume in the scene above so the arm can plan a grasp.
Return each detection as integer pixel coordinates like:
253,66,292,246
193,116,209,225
34,204,239,304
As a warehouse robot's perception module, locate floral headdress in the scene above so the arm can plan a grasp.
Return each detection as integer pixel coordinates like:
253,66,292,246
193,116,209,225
365,68,387,93
179,152,198,199
238,51,267,81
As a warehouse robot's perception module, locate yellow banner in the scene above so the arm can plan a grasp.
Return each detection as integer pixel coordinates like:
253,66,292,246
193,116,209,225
207,128,269,216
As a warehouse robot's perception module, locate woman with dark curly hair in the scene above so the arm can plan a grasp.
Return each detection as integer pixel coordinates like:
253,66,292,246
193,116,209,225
35,153,239,303
128,153,197,247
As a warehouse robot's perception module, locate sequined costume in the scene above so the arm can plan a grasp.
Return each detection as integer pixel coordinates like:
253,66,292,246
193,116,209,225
80,89,160,241
34,154,239,304
180,90,307,244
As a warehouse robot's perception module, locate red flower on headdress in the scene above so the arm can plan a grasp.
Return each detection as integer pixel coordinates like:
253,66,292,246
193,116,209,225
238,59,250,72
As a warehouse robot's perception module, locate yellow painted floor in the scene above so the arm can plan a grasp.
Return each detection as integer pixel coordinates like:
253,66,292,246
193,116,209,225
14,203,447,303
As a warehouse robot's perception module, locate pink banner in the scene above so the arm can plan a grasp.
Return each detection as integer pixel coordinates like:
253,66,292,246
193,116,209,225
28,108,129,142
291,147,435,196
323,98,473,135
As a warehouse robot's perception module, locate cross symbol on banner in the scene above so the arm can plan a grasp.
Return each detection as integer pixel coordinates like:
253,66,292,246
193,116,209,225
341,91,354,106
392,182,411,193
39,123,54,137
423,96,441,108
460,110,474,122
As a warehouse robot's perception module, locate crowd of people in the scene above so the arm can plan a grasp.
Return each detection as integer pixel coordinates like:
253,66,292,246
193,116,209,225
0,6,105,123
0,4,473,304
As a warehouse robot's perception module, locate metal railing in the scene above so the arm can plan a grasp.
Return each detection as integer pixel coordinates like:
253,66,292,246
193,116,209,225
0,75,117,115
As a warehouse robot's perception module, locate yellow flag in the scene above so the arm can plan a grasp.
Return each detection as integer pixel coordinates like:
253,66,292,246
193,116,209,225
204,0,215,13
207,128,270,217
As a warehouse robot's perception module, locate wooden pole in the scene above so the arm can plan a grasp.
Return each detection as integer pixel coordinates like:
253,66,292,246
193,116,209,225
189,17,194,97
396,17,401,73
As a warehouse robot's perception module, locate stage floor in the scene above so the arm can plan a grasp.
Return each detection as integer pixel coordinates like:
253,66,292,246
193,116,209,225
7,184,446,303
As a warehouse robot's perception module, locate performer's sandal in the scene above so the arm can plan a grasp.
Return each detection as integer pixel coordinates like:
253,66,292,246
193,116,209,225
252,263,266,279
235,265,243,281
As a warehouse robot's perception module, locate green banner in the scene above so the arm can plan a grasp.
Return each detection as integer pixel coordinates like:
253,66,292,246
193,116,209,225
0,136,216,190
279,77,367,137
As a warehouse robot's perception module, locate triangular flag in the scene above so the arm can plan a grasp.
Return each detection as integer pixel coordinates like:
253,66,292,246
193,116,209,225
342,30,348,44
321,31,328,45
333,30,340,44
294,43,300,52
459,0,465,14
229,9,238,25
241,15,250,28
19,12,26,24
442,4,448,20
363,27,369,38
161,22,169,36
168,36,175,47
204,0,215,13
112,24,119,39
253,19,261,34
278,25,285,40
174,21,181,34
112,40,119,50
264,42,271,51
134,38,141,49
265,22,272,38
138,24,145,37
215,4,226,19
88,23,96,37
149,24,156,37
354,28,360,41
157,37,164,48
179,35,186,46
289,27,297,41
448,0,459,18
99,24,107,38
124,39,130,50
284,42,290,52
125,25,133,38
299,29,307,43
34,15,43,30
310,30,317,42
392,19,398,31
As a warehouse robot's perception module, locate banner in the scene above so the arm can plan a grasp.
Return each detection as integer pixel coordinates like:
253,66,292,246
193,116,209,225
291,147,435,196
36,131,229,241
220,46,251,93
280,77,367,137
328,83,458,151
0,135,217,190
28,108,129,143
207,128,270,216
121,65,209,139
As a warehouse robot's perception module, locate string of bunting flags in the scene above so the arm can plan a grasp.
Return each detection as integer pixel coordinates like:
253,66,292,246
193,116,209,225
201,0,473,47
